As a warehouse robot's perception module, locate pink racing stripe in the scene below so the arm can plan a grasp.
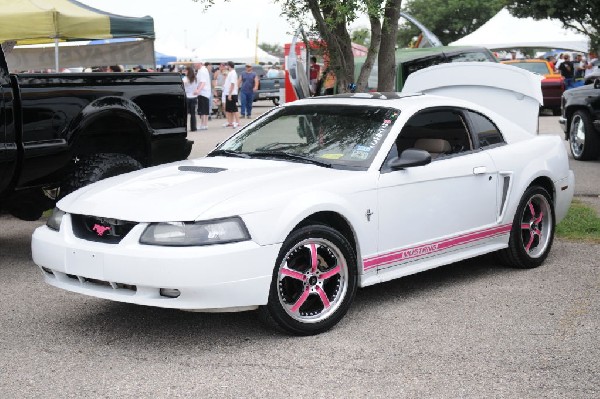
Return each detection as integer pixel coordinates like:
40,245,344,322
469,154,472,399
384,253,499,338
363,224,512,271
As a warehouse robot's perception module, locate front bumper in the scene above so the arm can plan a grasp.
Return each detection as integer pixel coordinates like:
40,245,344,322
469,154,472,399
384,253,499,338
554,171,575,224
31,215,280,311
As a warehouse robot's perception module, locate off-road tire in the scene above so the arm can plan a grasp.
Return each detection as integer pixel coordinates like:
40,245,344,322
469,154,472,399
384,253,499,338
60,153,143,198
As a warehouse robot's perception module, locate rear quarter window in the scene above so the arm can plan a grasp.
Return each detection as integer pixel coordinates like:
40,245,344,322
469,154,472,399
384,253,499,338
467,111,505,148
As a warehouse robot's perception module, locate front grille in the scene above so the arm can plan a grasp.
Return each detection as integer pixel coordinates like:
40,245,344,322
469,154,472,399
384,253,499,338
71,214,137,244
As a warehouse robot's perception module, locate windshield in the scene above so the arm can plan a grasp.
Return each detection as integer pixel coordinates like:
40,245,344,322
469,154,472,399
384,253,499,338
509,62,551,76
216,104,400,170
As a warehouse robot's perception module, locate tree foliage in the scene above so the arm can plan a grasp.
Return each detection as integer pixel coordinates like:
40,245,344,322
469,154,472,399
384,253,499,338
193,0,403,93
397,0,504,46
506,0,599,52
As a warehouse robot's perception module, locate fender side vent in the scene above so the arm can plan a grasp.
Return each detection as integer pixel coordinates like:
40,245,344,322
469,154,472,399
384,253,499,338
178,166,226,173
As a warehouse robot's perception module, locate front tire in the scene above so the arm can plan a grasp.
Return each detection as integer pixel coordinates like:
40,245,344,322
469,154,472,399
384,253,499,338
60,153,143,198
499,186,555,269
569,110,600,161
259,224,357,335
272,97,280,106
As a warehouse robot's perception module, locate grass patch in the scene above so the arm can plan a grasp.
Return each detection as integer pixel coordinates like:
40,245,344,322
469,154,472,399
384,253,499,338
556,199,600,243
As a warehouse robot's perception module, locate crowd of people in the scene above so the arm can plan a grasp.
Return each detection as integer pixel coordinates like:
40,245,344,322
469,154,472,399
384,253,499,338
549,52,599,89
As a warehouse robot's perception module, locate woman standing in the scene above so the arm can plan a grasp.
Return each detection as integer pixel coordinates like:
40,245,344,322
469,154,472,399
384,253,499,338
183,67,200,131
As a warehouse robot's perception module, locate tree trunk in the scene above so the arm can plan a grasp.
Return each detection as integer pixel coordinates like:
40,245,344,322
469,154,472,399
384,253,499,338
378,0,402,91
356,14,382,93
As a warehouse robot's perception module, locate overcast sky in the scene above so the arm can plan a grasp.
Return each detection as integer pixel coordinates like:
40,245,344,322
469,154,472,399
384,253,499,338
78,0,297,49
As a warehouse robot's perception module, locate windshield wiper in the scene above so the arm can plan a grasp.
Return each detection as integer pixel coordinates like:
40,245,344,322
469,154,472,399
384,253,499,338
207,149,250,158
247,151,332,168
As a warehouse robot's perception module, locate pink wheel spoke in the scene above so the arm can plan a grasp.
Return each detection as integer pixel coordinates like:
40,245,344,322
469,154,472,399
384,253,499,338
534,211,544,224
319,264,341,280
528,202,536,217
291,287,311,312
310,243,318,273
315,286,331,309
521,223,531,230
525,232,535,252
280,267,307,282
533,228,542,238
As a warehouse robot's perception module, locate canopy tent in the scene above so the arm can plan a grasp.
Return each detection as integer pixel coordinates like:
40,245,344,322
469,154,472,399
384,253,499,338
0,0,155,70
188,32,279,64
449,8,589,53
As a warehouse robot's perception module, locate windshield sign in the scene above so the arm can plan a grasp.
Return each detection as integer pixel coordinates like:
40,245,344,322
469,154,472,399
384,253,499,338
217,105,400,169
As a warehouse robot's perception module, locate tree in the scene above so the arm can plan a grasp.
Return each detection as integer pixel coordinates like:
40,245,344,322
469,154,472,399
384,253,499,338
506,0,599,52
193,0,402,93
397,0,504,47
259,42,284,59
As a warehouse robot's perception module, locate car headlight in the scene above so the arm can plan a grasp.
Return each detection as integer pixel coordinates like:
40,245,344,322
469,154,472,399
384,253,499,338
46,208,66,231
139,217,250,246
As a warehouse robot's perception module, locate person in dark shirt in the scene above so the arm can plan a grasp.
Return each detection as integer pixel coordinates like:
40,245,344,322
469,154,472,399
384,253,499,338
558,54,576,89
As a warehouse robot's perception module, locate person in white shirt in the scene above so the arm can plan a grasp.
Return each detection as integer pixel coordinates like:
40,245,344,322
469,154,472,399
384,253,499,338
182,67,200,131
223,61,240,128
196,61,212,130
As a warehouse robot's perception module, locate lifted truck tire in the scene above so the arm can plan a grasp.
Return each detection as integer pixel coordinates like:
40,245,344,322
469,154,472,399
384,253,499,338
60,153,143,198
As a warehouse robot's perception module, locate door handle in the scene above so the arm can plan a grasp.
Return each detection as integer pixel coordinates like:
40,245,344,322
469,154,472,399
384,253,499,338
473,166,487,175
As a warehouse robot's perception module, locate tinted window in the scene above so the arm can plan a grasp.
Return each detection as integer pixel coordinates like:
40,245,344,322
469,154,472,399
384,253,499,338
467,111,505,148
448,51,495,62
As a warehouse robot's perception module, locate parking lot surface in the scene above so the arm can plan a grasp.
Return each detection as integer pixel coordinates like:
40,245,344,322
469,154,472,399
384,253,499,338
0,112,598,398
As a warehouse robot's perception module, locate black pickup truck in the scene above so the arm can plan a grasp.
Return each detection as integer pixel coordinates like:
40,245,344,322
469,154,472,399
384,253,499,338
559,76,600,161
0,51,192,220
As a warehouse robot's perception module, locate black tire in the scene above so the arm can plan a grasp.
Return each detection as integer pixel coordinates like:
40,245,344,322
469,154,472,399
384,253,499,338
569,110,600,161
498,186,555,269
60,153,143,198
258,224,357,335
272,97,280,106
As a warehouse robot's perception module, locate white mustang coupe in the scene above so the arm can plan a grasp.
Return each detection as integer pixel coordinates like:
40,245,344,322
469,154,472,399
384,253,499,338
32,63,574,335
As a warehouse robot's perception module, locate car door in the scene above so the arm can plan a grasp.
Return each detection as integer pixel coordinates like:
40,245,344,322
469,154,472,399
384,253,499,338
372,107,499,272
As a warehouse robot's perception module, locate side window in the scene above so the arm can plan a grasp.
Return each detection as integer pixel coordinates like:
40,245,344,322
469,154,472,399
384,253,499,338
466,111,505,149
383,108,472,170
448,51,495,63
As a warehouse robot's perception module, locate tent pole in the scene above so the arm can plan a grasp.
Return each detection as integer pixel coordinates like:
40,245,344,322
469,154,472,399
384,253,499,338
54,38,59,71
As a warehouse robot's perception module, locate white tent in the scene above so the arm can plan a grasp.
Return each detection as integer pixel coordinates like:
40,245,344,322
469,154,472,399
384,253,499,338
450,8,590,52
189,32,279,64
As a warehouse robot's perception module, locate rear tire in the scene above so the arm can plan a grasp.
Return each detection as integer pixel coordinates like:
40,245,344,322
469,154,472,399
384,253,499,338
258,224,357,335
272,97,280,106
569,110,600,161
60,153,143,198
498,186,555,269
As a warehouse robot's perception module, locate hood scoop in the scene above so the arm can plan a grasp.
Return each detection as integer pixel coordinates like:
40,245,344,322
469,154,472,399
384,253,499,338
178,166,227,173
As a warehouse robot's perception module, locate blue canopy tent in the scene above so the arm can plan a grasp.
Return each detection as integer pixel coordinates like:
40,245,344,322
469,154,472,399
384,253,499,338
155,51,176,66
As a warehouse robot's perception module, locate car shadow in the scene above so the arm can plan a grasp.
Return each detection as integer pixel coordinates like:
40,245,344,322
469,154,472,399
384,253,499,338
57,253,518,345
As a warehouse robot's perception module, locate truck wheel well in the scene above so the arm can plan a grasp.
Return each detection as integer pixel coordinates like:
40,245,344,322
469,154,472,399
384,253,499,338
72,114,149,165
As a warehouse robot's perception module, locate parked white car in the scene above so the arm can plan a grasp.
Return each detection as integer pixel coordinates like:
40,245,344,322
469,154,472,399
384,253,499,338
32,63,574,335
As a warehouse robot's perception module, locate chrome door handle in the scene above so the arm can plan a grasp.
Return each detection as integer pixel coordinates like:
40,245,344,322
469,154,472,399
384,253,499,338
473,166,487,175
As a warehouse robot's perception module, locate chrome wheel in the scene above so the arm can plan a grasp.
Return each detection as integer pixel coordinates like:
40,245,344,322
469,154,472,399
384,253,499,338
570,114,586,159
519,193,553,259
277,238,348,323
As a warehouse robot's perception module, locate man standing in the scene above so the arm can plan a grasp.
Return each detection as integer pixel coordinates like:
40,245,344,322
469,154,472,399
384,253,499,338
223,61,240,128
238,64,258,119
196,61,211,130
558,54,575,89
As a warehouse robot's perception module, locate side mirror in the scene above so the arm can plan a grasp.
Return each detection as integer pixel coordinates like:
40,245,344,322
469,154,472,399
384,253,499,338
594,79,600,90
388,148,432,170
